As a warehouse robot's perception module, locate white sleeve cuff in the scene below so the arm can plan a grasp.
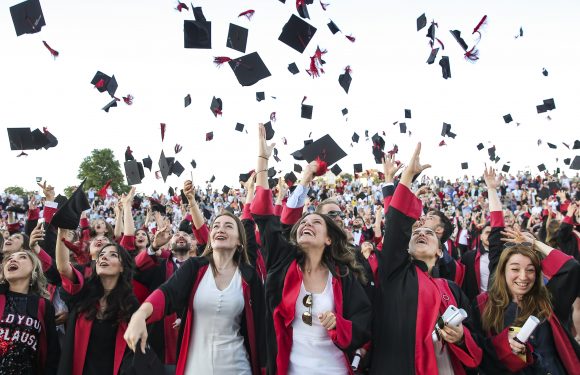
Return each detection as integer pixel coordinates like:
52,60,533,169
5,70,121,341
286,184,309,209
44,201,58,209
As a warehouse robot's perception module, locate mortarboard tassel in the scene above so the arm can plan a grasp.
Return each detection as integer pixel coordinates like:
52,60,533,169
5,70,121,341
160,123,166,142
238,9,255,20
314,157,328,176
282,137,287,145
213,108,222,116
42,41,59,58
306,56,322,78
464,46,479,62
320,1,329,10
174,144,183,153
94,79,105,89
17,151,28,157
122,95,134,105
387,145,398,156
472,15,488,41
439,140,447,146
213,56,232,67
345,34,356,43
176,2,189,11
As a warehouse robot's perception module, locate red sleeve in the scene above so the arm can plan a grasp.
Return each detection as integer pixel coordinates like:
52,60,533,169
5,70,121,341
329,313,353,350
192,224,209,245
145,289,166,323
490,211,505,228
135,250,158,271
119,235,135,251
562,216,574,225
273,204,283,217
390,184,422,219
36,249,53,273
281,203,303,226
541,250,573,278
43,205,57,224
80,218,90,229
27,208,40,221
60,266,84,295
251,187,274,216
7,223,20,235
383,196,393,212
490,328,534,372
448,327,482,368
241,204,252,221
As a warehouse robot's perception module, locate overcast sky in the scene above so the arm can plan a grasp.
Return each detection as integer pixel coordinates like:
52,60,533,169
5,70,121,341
2,0,579,194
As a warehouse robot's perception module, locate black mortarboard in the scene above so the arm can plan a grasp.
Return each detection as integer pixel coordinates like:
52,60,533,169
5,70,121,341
206,131,214,141
502,164,510,173
441,123,452,137
449,30,468,51
573,140,580,150
405,109,412,119
294,164,303,173
184,94,191,108
426,22,436,40
168,187,175,197
124,160,144,185
284,171,298,185
42,128,58,149
102,99,118,113
338,69,352,94
10,0,46,37
351,132,360,143
372,133,386,164
417,13,427,31
267,167,276,178
149,199,166,215
547,142,557,149
278,14,317,53
353,163,363,173
542,68,548,76
426,47,439,64
228,52,271,86
296,134,347,166
30,128,49,149
327,20,340,34
439,56,451,79
91,71,118,97
356,192,367,200
235,123,244,132
192,6,206,21
564,158,571,165
268,178,279,190
239,171,253,183
142,156,152,171
191,159,197,169
222,185,230,194
330,164,342,176
51,180,90,230
503,114,513,124
210,96,222,117
543,98,556,110
342,108,348,116
461,162,468,170
256,92,265,102
477,143,484,151
7,128,34,151
447,131,457,139
184,20,212,49
399,122,407,133
288,62,299,74
226,23,248,53
158,151,170,182
209,175,215,183
301,104,313,119
263,121,275,140
536,104,548,114
570,156,580,170
171,161,184,177
537,163,546,172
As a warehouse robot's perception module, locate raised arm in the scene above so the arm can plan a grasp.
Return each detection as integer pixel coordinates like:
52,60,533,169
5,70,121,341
483,166,505,278
121,187,136,236
55,228,75,281
113,200,124,239
281,161,317,226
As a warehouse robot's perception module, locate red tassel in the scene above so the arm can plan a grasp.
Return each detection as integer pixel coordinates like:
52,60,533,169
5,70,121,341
160,123,166,142
238,9,255,20
270,112,276,122
464,47,479,61
95,79,105,89
122,95,133,105
345,34,356,43
320,0,329,10
314,157,328,176
174,144,183,153
302,96,308,104
313,46,327,60
439,140,446,146
176,2,189,12
98,179,112,200
213,108,222,116
344,65,352,74
472,15,488,36
387,145,399,156
213,56,232,67
306,56,321,78
42,41,59,58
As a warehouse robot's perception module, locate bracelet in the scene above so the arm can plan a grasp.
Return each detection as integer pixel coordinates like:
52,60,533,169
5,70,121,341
258,155,269,160
255,169,268,174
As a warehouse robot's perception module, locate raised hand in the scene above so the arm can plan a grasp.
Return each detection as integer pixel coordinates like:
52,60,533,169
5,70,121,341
37,180,55,201
382,153,403,181
401,143,431,186
258,123,276,159
29,221,45,253
152,224,172,250
183,180,196,203
121,187,136,207
483,165,502,190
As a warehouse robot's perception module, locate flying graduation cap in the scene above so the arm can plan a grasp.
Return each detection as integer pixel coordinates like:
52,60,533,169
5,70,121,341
278,14,317,53
51,180,91,230
184,6,211,48
10,0,46,36
91,71,118,97
227,52,271,86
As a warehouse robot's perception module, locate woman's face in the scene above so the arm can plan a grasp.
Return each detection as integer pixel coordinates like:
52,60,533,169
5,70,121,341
296,214,331,249
92,219,107,234
210,216,240,251
3,251,33,283
96,246,123,277
89,235,111,258
408,227,441,260
2,234,25,252
135,230,149,249
505,253,535,300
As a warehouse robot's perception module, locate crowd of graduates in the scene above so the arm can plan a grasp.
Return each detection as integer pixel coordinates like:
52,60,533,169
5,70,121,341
0,126,579,375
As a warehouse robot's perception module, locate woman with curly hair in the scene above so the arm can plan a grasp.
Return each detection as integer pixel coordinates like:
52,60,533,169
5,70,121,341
0,249,60,374
55,228,138,375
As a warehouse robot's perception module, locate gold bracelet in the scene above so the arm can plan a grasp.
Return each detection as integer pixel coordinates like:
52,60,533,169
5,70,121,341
258,155,269,160
255,169,268,174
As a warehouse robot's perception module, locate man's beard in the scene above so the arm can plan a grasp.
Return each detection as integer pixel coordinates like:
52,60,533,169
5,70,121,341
172,243,190,255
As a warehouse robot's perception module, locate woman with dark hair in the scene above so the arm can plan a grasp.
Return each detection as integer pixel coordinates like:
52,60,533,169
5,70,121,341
0,249,60,374
124,207,266,375
471,166,580,374
55,228,139,375
251,124,371,375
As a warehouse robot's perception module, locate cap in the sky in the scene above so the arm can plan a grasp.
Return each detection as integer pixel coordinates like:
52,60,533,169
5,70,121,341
288,62,299,74
426,48,439,64
184,94,191,108
7,128,35,150
399,123,407,133
142,156,152,171
573,140,580,150
330,164,342,176
222,185,230,194
477,143,484,151
338,67,352,94
503,114,513,124
405,109,412,119
372,133,385,164
278,14,317,53
191,159,197,168
439,56,451,79
449,30,468,51
256,92,265,102
294,134,347,167
570,156,580,170
228,52,271,86
353,163,363,173
226,23,248,53
124,160,145,185
102,98,118,113
537,163,546,172
327,20,340,34
441,123,452,137
30,128,49,149
417,13,427,31
235,123,244,132
171,160,185,177
502,164,510,173
547,142,557,149
206,131,214,141
209,175,215,183
184,19,212,49
294,163,302,173
351,132,359,143
461,162,468,170
264,121,275,140
91,71,118,97
542,68,548,76
158,151,171,182
342,108,348,116
301,103,313,119
284,171,298,186
210,96,222,117
10,0,46,36
51,180,90,230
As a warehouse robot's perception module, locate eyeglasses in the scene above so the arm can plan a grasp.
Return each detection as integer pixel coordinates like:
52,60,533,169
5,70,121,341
504,241,533,249
326,210,345,219
302,294,313,326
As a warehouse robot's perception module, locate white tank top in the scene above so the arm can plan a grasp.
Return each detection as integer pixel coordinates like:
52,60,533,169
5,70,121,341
289,272,348,375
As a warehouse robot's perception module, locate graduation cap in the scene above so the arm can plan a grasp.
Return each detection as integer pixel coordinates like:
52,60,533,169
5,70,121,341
449,30,469,51
205,131,214,141
10,0,46,36
338,67,352,94
477,143,484,151
284,171,298,186
564,158,571,166
292,134,347,169
573,140,580,150
226,23,248,53
30,128,50,150
441,123,452,137
171,161,185,177
405,109,412,119
190,159,197,169
502,164,510,173
91,71,118,97
184,19,211,49
263,121,275,140
102,99,118,113
228,52,271,86
294,163,303,173
124,160,145,185
288,62,299,74
239,170,253,183
210,96,222,117
371,133,386,164
142,156,152,171
537,163,546,172
571,156,580,170
327,20,340,34
330,164,342,176
399,123,407,133
267,167,277,178
7,128,35,151
209,175,215,183
278,14,317,53
353,163,363,173
542,68,548,76
51,180,90,230
149,199,166,215
543,98,556,110
235,123,244,132
191,5,206,21
222,185,230,194
256,92,265,102
356,192,367,201
301,103,313,119
342,108,348,116
41,128,58,149
461,162,468,170
158,151,170,182
184,94,191,108
439,56,451,79
268,177,279,190
547,142,557,149
503,114,513,124
351,132,360,143
417,13,427,31
426,48,439,64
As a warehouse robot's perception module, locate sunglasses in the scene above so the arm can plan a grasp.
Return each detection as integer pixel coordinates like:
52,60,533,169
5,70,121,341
302,294,313,326
326,210,345,219
504,241,533,249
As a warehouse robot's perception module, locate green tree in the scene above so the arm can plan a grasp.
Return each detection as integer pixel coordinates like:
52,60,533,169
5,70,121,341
77,149,129,194
4,186,27,196
63,185,77,198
